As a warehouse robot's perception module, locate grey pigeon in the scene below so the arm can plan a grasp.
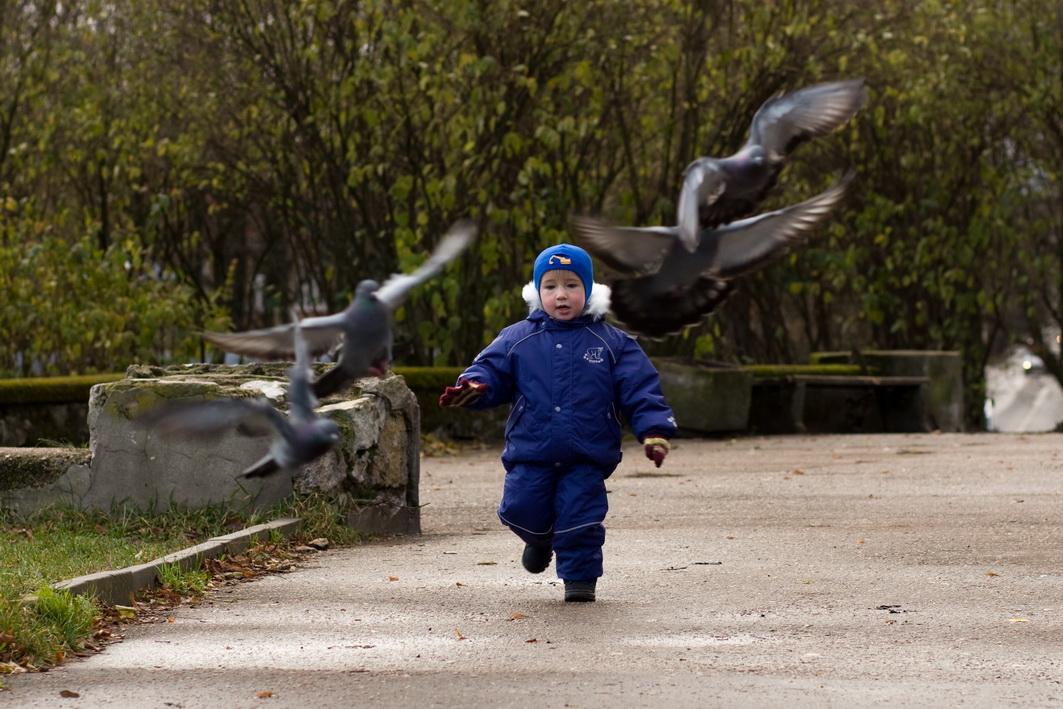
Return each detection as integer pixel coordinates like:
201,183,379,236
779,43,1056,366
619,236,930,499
676,78,866,252
139,316,340,479
203,219,477,398
572,171,854,339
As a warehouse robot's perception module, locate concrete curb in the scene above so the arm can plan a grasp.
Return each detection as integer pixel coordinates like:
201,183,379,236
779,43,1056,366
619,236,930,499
49,517,302,606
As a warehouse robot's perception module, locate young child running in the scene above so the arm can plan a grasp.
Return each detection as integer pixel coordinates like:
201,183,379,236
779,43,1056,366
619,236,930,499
439,243,677,602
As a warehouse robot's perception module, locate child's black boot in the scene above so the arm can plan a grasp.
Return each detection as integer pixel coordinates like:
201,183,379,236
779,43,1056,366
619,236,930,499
521,544,552,574
563,579,597,602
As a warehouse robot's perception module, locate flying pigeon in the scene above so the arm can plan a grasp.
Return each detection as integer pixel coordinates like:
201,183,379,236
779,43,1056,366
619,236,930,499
139,316,341,479
676,78,866,252
572,171,854,339
202,219,477,398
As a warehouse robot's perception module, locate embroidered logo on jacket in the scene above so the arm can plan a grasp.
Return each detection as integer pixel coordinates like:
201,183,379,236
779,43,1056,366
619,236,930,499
583,347,604,364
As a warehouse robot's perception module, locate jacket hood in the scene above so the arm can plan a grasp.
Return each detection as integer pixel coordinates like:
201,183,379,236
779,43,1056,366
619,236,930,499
522,280,611,320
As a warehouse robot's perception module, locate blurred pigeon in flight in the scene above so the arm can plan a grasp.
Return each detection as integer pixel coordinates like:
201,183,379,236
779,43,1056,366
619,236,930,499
139,315,341,479
203,219,477,398
676,78,866,252
573,171,854,339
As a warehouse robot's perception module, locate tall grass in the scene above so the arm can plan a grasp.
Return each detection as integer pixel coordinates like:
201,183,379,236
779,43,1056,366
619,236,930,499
0,587,96,668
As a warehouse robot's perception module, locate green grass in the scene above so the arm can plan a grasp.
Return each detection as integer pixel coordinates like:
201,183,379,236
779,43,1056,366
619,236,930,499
0,586,96,668
2,504,252,597
156,561,210,597
0,494,364,669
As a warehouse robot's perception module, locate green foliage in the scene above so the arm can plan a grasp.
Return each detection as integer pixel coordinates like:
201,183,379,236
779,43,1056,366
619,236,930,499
2,1,1062,426
0,228,230,378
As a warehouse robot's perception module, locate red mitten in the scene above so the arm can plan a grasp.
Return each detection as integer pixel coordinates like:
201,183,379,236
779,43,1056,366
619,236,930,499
643,437,670,468
439,379,488,408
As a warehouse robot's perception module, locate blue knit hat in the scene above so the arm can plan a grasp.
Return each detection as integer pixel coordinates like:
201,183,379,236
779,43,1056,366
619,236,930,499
533,243,593,300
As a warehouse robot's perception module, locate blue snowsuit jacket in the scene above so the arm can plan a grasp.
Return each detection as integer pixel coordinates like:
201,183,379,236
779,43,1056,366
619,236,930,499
457,281,678,473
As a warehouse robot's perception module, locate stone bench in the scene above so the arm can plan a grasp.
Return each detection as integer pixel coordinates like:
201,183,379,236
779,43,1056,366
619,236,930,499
749,373,931,434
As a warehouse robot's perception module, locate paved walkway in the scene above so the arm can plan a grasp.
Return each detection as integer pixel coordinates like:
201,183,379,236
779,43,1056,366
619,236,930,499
6,433,1063,708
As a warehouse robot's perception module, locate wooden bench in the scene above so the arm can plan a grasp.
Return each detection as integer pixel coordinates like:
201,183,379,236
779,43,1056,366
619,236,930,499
748,374,931,434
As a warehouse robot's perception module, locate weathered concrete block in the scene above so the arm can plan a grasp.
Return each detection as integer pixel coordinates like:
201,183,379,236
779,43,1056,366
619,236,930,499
652,358,752,434
74,364,422,534
0,448,93,516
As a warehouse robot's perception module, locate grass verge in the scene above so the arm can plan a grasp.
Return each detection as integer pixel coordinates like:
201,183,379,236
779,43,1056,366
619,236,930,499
0,493,363,674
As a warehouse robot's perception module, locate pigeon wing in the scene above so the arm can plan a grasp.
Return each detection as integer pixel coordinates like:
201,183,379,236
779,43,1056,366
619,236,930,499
202,314,346,360
284,315,320,425
571,216,675,275
677,158,728,251
747,79,867,161
138,398,285,439
374,219,477,310
709,171,853,280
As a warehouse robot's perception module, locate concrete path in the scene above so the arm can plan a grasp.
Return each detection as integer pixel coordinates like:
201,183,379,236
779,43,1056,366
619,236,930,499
6,433,1063,708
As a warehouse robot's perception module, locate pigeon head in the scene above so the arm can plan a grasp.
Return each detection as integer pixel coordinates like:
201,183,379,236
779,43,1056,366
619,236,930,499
356,279,380,297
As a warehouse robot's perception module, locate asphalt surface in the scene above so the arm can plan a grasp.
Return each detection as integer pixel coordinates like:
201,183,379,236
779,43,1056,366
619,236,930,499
5,432,1063,708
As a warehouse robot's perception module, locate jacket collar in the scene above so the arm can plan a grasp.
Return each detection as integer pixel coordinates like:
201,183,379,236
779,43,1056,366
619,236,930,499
522,280,611,323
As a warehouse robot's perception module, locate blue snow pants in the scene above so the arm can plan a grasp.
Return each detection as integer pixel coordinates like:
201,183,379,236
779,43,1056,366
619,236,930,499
496,462,609,581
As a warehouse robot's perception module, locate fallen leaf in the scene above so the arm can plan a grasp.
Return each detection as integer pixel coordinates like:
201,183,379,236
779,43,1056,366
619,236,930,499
167,617,175,623
526,638,538,643
1008,618,1030,623
792,469,805,475
455,628,466,640
726,536,735,540
986,572,999,577
455,582,466,587
857,540,865,544
60,690,80,698
388,576,399,581
476,561,497,566
509,613,527,620
0,631,14,644
256,690,273,698
114,605,136,618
